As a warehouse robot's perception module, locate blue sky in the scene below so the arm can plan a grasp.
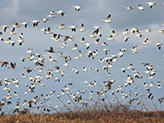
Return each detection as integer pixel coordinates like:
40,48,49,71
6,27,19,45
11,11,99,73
0,0,164,113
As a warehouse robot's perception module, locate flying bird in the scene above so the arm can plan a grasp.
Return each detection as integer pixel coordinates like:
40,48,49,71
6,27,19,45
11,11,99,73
78,24,86,31
136,4,145,11
124,6,134,10
102,14,112,23
46,11,55,18
40,18,49,23
72,6,83,11
145,2,156,8
45,47,55,53
30,20,40,27
155,43,162,50
55,10,65,16
20,22,28,28
8,62,16,69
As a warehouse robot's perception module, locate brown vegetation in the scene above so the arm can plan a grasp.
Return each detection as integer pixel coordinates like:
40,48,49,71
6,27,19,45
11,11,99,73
1,101,164,123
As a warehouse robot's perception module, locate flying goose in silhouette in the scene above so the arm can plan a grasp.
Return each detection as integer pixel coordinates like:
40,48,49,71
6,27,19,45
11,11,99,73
50,33,61,42
56,24,65,29
124,6,134,10
40,18,49,23
46,27,53,34
71,43,78,50
3,37,15,46
46,11,55,18
55,10,65,16
61,35,70,41
102,14,111,23
88,31,96,38
12,23,21,28
155,43,162,50
78,24,86,31
111,30,118,37
136,4,145,11
30,20,40,27
8,28,16,35
72,6,83,11
144,28,151,32
84,42,91,49
20,22,28,28
123,36,129,42
156,30,164,33
145,2,156,8
45,47,55,53
26,48,33,54
7,62,16,69
142,38,149,44
40,28,47,34
68,25,77,32
106,35,114,40
17,39,24,46
1,25,9,32
0,61,9,67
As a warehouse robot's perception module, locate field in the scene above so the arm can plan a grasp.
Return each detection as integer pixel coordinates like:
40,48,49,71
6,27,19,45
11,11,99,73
1,97,164,123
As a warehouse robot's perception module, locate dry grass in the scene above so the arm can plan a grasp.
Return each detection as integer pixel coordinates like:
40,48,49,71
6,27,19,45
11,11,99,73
0,90,164,122
1,102,164,123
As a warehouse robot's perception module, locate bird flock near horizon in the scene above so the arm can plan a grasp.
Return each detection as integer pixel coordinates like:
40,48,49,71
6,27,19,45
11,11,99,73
0,2,164,114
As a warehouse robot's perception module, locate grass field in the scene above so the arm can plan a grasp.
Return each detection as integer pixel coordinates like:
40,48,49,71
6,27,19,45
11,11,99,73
1,98,164,123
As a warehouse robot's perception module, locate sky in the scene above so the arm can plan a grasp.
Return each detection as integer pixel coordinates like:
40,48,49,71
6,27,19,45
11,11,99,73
0,0,164,113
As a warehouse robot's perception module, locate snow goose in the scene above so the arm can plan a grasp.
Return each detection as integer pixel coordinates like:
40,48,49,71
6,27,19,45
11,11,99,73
61,35,70,41
136,4,145,11
124,6,134,10
40,18,49,23
72,6,83,11
12,22,21,28
18,33,24,40
40,28,47,34
106,35,114,40
17,39,24,46
45,47,55,53
46,11,55,18
84,42,91,49
26,48,33,53
123,36,129,42
78,23,86,31
88,31,96,38
20,22,28,28
144,28,151,32
102,14,111,23
0,61,9,67
93,39,101,44
156,30,164,33
56,24,65,29
111,30,118,37
122,29,129,35
68,25,77,32
8,28,16,35
55,10,65,16
80,37,86,43
145,2,156,8
142,38,149,44
8,62,16,69
1,25,9,32
46,27,53,34
155,43,162,50
30,20,40,27
3,37,15,46
50,33,61,42
71,43,78,50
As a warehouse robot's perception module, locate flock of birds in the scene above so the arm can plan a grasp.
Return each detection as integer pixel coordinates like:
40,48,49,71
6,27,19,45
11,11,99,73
0,2,164,114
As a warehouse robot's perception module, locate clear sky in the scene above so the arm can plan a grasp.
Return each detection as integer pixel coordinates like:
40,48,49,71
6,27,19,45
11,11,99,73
0,0,164,113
